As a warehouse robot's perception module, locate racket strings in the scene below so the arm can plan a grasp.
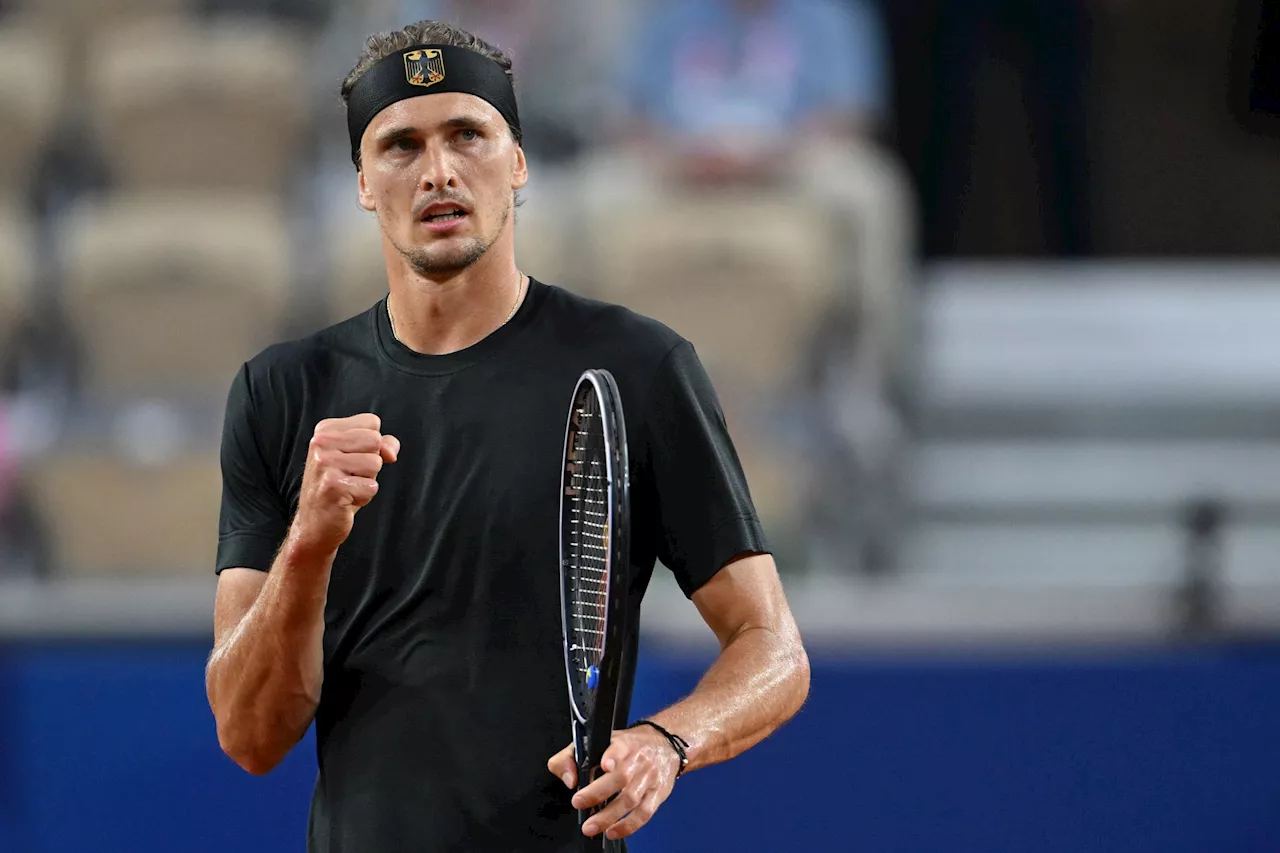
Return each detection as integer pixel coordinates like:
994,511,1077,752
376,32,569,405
566,394,611,702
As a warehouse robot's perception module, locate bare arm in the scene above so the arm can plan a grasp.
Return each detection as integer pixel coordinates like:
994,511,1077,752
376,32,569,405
550,553,810,841
206,413,399,775
205,538,334,775
641,552,810,770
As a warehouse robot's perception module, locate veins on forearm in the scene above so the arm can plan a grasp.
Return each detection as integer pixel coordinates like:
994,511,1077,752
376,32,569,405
651,624,809,772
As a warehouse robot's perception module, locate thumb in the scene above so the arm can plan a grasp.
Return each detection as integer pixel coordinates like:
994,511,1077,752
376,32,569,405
380,434,400,464
600,733,632,773
547,743,577,789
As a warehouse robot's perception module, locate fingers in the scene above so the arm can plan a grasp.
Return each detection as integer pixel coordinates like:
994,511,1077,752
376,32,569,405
598,737,632,774
317,413,381,433
318,471,380,508
312,417,399,459
308,418,399,479
547,744,577,789
601,788,664,841
316,428,383,454
581,766,654,838
311,450,382,479
572,759,630,811
343,476,380,508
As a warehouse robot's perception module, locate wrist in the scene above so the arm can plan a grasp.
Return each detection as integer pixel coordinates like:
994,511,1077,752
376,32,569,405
280,524,339,572
633,719,691,778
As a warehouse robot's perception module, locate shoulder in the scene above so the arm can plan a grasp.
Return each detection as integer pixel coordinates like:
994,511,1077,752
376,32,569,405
537,281,689,367
236,306,379,397
231,306,378,417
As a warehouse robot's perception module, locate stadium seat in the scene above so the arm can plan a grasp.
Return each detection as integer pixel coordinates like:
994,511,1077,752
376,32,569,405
61,192,291,400
328,215,390,323
84,16,310,194
0,199,36,356
26,449,222,577
11,0,191,60
582,190,842,553
0,24,64,198
584,189,840,397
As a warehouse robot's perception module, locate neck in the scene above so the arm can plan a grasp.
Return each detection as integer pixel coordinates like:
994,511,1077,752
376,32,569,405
383,233,525,356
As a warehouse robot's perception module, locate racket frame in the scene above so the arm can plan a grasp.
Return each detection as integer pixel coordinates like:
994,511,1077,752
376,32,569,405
557,368,631,852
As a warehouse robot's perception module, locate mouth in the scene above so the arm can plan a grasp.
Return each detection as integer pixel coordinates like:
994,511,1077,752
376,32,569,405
419,202,471,225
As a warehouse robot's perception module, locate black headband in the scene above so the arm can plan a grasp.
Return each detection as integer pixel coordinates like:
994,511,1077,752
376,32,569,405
346,44,522,166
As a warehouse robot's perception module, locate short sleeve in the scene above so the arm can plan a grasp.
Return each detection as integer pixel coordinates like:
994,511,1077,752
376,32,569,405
216,364,289,574
642,342,771,597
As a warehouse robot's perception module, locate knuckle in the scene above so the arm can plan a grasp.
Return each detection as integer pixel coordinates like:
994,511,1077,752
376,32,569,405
620,790,641,810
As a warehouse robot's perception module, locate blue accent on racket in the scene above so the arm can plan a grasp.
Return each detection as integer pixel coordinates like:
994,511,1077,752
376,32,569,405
587,665,600,690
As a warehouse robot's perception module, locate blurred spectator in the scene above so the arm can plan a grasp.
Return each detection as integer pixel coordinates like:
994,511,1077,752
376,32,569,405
0,401,14,518
0,399,50,579
591,0,914,396
616,0,890,186
572,0,915,575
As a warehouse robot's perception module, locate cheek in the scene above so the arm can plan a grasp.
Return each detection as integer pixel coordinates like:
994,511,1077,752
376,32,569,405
373,172,415,221
473,162,514,212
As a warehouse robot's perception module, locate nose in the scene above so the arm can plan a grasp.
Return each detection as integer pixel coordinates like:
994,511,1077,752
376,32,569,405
419,139,459,192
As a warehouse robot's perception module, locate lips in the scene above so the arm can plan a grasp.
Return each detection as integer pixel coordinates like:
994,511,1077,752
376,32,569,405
419,201,471,223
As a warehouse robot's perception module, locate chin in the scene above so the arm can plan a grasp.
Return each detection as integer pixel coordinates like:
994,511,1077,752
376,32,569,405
403,239,490,276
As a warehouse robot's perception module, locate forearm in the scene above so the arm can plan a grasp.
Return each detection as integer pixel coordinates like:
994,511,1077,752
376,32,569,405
644,625,810,773
207,535,332,774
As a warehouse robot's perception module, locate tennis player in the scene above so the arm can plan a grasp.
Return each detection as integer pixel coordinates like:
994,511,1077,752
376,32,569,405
206,20,810,853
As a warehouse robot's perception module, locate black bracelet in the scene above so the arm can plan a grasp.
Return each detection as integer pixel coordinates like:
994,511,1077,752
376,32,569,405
633,719,691,778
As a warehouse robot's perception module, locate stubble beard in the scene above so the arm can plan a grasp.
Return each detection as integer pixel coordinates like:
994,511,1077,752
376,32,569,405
392,195,512,277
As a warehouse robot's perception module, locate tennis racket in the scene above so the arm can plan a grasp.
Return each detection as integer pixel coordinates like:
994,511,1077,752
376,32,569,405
559,369,632,853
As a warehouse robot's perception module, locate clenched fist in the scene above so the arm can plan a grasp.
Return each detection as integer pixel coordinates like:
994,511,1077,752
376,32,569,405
292,413,399,555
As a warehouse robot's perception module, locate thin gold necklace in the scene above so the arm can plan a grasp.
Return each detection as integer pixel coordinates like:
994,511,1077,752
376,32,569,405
388,274,528,343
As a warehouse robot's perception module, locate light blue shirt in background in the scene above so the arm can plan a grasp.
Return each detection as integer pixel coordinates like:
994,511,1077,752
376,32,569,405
623,0,889,139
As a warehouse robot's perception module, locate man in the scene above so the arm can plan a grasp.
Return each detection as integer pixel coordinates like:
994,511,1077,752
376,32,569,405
205,19,809,853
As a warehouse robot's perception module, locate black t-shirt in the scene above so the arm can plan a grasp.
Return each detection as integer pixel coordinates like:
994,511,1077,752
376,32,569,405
216,279,769,853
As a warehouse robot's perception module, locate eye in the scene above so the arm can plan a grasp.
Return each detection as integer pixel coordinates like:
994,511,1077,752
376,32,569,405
393,137,418,151
458,128,479,142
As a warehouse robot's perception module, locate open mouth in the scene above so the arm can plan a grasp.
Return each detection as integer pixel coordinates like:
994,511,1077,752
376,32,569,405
423,208,467,223
420,201,471,225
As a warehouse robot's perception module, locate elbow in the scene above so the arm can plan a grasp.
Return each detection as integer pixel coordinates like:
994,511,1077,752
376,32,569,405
785,638,811,718
216,720,285,776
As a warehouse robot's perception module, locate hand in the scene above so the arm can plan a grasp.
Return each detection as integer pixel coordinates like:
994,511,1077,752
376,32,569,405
546,726,683,841
292,414,399,555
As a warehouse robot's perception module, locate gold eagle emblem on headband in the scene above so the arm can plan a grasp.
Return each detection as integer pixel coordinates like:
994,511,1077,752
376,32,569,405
404,49,446,88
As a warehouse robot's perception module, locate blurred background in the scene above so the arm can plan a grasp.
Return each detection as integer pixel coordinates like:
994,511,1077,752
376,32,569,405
2,0,1280,850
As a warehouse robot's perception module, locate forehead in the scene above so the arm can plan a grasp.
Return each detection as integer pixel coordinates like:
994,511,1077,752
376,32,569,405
364,92,504,137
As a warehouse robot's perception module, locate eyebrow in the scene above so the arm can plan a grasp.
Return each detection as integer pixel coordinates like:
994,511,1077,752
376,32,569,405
376,116,491,145
443,115,491,131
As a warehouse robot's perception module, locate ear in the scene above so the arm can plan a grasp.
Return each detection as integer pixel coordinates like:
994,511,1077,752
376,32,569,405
357,165,376,212
512,144,529,192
